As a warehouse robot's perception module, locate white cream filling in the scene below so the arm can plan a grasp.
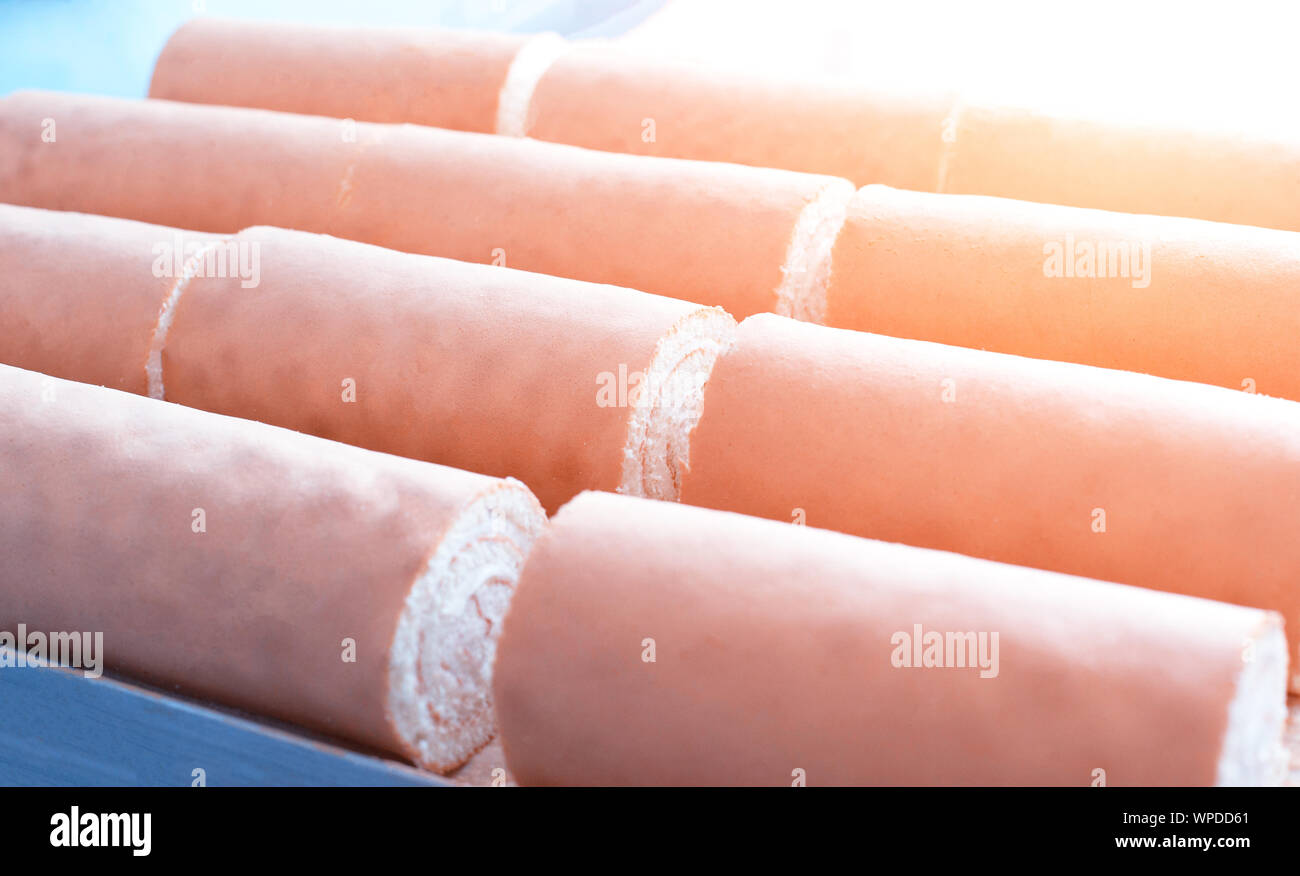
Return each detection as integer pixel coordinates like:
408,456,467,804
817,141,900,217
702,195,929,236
935,96,964,193
495,32,569,138
774,179,855,325
387,479,546,773
1215,621,1289,786
618,307,737,502
146,240,224,401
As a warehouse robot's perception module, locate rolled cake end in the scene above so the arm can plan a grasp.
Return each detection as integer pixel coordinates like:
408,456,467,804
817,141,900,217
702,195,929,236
774,178,856,324
1215,617,1288,786
619,306,737,503
495,32,568,138
387,478,546,773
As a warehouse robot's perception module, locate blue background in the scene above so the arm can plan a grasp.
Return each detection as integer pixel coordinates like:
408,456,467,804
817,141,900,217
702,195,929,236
0,0,661,99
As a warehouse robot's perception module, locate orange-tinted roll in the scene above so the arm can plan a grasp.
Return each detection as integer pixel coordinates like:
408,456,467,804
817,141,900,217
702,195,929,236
495,492,1288,786
0,205,214,395
526,44,954,193
0,91,852,321
0,362,546,773
532,79,1299,228
149,18,530,134
828,186,1300,400
680,315,1300,680
146,19,1300,230
146,17,948,189
0,207,736,513
157,225,734,512
941,103,1300,232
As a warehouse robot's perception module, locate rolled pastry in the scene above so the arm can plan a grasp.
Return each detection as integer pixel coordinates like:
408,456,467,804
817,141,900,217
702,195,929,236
156,224,736,512
527,44,953,193
0,205,215,395
149,18,531,134
941,103,1300,232
679,314,1300,677
148,19,951,189
0,90,852,321
0,206,735,512
145,19,1300,230
0,362,546,772
494,491,1288,786
827,185,1300,400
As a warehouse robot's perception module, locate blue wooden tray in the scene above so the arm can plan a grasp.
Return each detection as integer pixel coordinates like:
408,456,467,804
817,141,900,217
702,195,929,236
0,647,445,786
